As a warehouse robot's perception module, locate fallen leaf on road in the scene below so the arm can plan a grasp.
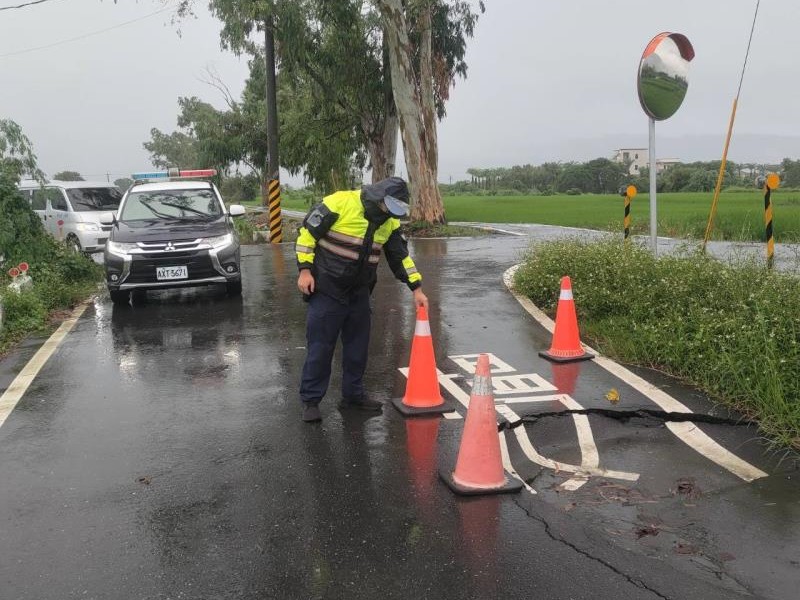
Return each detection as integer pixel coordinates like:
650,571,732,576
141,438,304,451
635,525,660,539
674,477,702,499
605,388,620,404
674,542,700,555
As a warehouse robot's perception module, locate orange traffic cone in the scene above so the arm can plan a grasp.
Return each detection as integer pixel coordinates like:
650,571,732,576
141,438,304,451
393,306,455,416
539,276,594,363
439,353,522,495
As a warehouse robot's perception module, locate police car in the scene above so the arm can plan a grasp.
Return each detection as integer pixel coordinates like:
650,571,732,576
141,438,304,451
101,169,246,305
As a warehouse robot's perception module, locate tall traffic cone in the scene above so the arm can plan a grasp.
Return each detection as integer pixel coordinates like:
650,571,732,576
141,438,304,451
539,276,594,363
392,306,455,416
439,354,522,495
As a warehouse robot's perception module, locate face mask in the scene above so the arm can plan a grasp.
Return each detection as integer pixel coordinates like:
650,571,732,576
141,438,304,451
362,199,390,225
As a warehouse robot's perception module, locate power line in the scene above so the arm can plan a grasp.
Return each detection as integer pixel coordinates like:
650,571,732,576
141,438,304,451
0,0,59,11
736,0,761,100
0,5,173,58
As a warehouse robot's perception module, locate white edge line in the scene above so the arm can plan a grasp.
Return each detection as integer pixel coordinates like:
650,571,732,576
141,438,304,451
0,302,90,429
503,265,768,482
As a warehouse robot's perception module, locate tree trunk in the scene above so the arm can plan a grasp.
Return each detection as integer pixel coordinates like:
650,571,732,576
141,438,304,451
361,38,398,184
363,112,398,183
377,0,444,224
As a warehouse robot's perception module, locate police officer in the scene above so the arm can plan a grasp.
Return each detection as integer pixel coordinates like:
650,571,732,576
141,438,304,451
295,177,429,423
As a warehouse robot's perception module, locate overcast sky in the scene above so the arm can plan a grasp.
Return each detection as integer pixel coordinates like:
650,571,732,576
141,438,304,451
1,0,797,185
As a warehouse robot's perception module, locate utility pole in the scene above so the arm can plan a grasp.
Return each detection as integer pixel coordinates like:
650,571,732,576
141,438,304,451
264,15,282,243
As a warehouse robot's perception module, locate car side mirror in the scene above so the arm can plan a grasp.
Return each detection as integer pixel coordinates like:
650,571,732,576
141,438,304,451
228,204,246,217
99,212,116,225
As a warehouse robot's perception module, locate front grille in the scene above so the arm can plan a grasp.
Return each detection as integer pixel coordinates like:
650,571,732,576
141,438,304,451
126,251,217,283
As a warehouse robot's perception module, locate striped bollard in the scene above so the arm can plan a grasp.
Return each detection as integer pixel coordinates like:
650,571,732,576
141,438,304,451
268,178,283,243
620,185,637,242
763,173,779,270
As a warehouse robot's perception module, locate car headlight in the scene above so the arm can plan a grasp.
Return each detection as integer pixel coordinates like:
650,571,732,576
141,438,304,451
203,233,234,249
76,222,100,232
106,240,138,255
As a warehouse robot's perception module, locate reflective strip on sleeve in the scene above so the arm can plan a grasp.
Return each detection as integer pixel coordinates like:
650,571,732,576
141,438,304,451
402,256,422,283
295,245,314,254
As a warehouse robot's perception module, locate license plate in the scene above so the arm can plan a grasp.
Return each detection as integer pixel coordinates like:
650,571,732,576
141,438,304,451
156,265,188,280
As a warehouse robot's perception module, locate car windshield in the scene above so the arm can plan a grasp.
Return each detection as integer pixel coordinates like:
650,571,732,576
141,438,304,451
119,188,223,222
66,187,122,212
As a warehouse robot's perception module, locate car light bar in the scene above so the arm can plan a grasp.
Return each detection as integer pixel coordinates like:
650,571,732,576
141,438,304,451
131,168,217,181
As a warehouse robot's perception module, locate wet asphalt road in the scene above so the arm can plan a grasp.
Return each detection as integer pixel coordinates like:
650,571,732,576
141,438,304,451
1,234,799,600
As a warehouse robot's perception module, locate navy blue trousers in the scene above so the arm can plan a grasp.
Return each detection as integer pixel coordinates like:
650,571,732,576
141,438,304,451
299,288,371,405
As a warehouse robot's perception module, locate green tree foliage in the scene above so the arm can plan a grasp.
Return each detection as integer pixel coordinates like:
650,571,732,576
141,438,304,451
114,178,133,192
143,127,201,171
0,119,44,183
781,158,800,187
219,173,260,204
457,158,788,196
173,0,482,196
52,171,84,181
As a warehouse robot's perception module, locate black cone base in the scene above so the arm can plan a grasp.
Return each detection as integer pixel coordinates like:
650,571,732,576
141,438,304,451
391,397,456,417
538,349,594,363
438,469,523,496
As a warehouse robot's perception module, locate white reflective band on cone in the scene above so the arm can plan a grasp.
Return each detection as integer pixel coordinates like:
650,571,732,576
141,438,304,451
415,320,431,336
560,289,574,301
472,375,492,396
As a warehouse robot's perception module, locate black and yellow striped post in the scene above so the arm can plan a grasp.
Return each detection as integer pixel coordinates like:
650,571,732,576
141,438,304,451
620,185,637,242
763,173,779,270
267,178,283,243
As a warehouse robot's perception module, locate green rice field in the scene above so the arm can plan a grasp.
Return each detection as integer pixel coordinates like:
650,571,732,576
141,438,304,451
442,191,800,242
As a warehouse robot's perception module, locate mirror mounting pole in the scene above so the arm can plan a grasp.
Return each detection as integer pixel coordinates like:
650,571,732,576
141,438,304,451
649,117,657,256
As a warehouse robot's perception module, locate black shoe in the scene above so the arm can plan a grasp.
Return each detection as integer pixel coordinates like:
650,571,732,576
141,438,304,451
302,403,322,422
338,395,383,412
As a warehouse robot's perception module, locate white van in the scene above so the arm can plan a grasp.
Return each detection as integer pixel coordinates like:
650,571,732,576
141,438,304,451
17,180,123,253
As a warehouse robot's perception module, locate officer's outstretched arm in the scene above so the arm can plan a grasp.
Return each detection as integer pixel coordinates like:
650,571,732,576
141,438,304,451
383,227,423,290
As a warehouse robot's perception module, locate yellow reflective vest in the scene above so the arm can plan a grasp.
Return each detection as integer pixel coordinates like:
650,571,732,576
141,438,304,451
295,190,422,300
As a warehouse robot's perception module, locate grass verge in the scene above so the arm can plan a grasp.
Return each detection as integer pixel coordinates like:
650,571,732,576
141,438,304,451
0,250,102,356
513,238,800,450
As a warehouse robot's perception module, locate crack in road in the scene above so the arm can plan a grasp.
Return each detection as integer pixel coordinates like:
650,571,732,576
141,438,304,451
513,498,672,600
498,407,756,430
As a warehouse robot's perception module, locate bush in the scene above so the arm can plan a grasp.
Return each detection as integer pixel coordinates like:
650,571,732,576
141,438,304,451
514,238,800,449
1,173,101,351
0,289,46,336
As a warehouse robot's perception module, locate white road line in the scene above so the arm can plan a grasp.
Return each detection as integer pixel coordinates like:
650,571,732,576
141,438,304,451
559,394,600,491
500,431,537,495
503,265,769,483
0,302,89,429
496,404,640,482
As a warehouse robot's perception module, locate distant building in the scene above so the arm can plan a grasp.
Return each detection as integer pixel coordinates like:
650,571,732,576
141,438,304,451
613,148,681,174
613,148,647,175
656,158,681,172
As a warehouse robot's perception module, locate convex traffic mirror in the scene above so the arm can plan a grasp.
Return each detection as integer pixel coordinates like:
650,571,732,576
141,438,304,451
637,33,695,121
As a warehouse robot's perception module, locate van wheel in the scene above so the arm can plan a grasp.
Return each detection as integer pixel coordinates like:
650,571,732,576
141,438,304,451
66,235,82,254
109,290,130,305
226,280,242,296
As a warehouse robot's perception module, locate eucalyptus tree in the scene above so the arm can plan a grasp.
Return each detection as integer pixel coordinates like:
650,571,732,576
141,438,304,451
176,0,483,220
